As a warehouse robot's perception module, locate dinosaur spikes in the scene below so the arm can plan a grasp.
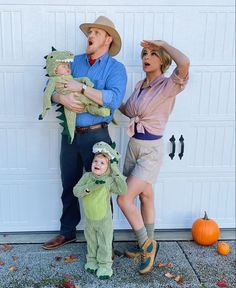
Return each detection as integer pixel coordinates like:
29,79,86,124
52,46,57,51
43,66,46,69
56,105,64,113
55,105,71,143
44,55,48,59
56,114,65,121
111,142,116,149
45,74,49,77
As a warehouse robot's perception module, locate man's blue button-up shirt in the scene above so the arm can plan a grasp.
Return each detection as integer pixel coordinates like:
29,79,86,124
71,52,127,127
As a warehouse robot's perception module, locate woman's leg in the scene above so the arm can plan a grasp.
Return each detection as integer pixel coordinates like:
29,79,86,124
118,176,155,231
140,183,155,223
140,183,155,239
118,176,158,274
117,175,148,231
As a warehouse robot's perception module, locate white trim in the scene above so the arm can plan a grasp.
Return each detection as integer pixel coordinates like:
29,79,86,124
0,0,235,6
0,229,235,243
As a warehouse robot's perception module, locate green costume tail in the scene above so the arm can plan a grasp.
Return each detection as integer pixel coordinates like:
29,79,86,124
56,104,72,144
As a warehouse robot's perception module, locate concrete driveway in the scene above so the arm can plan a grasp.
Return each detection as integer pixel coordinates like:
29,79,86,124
0,240,235,288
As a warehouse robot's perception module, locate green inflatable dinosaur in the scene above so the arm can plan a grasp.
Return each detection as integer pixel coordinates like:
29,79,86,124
38,47,110,143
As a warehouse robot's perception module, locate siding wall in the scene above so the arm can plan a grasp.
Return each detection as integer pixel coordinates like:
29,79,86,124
0,0,235,232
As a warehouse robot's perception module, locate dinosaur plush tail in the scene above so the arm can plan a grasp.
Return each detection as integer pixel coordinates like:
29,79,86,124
56,105,74,144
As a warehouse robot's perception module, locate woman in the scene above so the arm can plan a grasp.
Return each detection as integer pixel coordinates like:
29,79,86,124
117,40,190,274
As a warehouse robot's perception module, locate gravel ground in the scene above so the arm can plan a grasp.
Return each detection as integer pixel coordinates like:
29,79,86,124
0,240,235,288
178,240,236,288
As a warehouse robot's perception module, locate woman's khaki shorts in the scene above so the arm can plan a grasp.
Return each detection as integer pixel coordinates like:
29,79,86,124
123,137,164,184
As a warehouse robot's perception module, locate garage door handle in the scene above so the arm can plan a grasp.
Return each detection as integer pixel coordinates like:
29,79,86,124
178,135,184,159
169,135,176,160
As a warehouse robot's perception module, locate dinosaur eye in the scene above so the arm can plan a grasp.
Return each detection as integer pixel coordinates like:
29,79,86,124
50,56,53,58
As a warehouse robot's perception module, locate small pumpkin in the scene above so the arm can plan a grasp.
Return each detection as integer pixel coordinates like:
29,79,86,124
217,242,230,255
191,211,220,246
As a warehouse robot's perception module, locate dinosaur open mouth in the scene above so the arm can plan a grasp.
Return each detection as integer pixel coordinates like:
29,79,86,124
93,147,112,159
55,58,73,63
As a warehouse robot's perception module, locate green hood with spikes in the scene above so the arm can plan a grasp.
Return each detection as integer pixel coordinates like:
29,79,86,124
45,50,74,76
93,141,120,162
39,47,111,144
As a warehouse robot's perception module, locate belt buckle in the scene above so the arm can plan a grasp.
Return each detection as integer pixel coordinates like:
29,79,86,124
101,123,108,129
75,123,107,134
81,127,88,132
75,126,88,133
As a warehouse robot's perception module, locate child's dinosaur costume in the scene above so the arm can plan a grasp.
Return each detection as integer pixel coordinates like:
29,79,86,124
73,142,127,279
38,47,110,143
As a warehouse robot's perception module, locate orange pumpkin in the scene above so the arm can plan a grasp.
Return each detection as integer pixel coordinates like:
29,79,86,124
191,211,220,246
217,242,230,255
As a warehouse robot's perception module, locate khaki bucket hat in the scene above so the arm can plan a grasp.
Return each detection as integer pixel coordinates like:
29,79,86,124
80,16,121,56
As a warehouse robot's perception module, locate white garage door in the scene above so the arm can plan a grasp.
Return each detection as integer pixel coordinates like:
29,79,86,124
0,0,235,232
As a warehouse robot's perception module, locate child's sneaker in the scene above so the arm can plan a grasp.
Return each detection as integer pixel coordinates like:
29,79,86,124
139,239,159,274
125,243,142,258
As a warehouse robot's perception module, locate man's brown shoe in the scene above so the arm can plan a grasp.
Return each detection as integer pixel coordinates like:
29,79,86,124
41,235,76,250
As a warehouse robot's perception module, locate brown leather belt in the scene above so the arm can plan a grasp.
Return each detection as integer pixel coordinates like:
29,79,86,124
75,123,108,134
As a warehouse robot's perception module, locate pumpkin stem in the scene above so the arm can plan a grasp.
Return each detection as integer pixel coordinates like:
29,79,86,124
203,211,209,220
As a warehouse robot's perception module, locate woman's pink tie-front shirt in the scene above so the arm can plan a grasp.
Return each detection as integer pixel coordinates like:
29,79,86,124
123,70,188,137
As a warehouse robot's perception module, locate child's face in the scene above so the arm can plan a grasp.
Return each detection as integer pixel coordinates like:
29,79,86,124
91,154,109,176
55,63,71,75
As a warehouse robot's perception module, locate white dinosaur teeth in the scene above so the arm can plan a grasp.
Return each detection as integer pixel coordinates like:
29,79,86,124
55,58,74,62
93,147,113,159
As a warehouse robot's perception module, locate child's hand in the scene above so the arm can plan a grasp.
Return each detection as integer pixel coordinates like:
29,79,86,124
110,161,120,176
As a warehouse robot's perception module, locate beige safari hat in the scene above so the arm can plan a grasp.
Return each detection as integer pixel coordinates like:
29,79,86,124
80,16,121,56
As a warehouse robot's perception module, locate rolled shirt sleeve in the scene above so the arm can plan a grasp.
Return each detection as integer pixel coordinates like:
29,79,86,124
171,68,189,88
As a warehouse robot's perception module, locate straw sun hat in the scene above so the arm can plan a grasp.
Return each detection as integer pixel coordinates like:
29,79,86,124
80,16,121,56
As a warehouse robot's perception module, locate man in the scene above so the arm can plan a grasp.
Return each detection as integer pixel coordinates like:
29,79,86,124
42,16,127,249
